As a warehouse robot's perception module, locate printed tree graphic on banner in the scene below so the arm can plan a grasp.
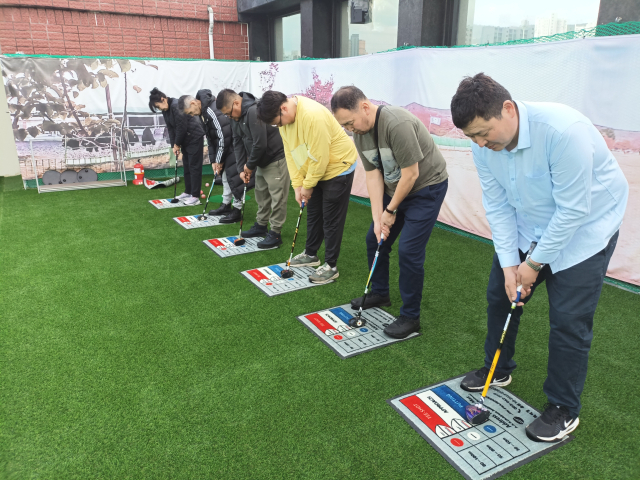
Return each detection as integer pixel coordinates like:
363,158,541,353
300,69,334,108
3,57,155,150
259,63,279,92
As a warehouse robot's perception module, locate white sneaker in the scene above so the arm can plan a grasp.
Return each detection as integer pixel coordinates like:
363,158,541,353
184,196,201,206
177,192,191,200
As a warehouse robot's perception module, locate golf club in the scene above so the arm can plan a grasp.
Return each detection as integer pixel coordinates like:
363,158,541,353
280,200,306,279
170,148,180,203
198,170,218,221
348,233,385,328
233,182,248,246
465,284,522,425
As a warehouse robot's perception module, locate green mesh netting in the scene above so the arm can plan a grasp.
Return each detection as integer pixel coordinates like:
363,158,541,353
380,21,640,52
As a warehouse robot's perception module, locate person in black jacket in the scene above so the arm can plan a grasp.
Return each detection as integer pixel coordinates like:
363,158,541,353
149,87,205,206
179,90,255,223
215,89,290,249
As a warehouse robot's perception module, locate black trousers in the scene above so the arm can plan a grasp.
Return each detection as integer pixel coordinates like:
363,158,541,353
484,230,619,418
305,172,354,268
182,137,204,198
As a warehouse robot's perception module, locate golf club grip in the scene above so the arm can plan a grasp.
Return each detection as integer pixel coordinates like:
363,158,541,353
482,347,502,398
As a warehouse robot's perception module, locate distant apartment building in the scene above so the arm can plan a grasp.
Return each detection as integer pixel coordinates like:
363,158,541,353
535,13,568,37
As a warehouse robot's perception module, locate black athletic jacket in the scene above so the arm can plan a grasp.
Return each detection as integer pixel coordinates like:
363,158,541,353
196,89,254,199
196,89,232,164
231,92,285,173
162,96,205,148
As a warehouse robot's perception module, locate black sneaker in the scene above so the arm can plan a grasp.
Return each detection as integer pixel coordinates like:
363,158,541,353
219,207,242,224
383,315,420,339
242,222,268,238
257,231,282,249
209,203,232,216
460,367,512,392
351,293,392,310
526,403,579,442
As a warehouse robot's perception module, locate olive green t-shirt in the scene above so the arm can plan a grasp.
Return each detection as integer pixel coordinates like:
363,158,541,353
353,105,448,197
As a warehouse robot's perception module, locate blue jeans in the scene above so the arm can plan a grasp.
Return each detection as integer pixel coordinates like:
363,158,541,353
366,180,448,319
484,230,619,418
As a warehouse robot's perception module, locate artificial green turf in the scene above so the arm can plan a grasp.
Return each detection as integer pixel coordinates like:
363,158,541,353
1,175,639,479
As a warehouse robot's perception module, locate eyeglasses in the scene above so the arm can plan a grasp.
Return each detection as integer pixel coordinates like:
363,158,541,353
272,111,282,128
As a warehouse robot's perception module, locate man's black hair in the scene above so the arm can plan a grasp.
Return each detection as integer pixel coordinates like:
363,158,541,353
149,87,167,113
450,73,513,129
256,90,288,124
216,89,238,111
330,86,367,113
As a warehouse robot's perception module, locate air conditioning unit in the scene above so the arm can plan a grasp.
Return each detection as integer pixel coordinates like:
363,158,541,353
350,0,372,24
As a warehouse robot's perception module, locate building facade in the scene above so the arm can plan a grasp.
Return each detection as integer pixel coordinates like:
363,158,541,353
239,0,640,62
0,0,248,60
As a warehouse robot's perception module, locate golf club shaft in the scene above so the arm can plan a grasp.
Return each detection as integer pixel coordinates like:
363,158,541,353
238,183,247,237
480,285,522,399
285,200,305,269
201,170,217,216
356,234,384,317
172,152,179,199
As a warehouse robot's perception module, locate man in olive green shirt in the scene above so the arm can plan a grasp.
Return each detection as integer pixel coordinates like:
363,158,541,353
331,86,448,338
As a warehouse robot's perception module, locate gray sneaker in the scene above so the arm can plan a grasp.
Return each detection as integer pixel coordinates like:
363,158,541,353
308,263,339,284
289,250,321,268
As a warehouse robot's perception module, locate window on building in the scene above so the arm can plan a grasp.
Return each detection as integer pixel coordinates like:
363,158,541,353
339,0,399,57
456,0,601,46
274,13,301,61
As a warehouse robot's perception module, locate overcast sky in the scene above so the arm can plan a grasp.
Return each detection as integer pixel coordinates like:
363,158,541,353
472,0,601,26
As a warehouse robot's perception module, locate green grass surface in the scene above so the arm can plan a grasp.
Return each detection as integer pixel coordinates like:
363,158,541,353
1,175,638,479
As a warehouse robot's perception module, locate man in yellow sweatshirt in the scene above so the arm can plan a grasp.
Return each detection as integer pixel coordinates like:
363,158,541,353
257,91,357,284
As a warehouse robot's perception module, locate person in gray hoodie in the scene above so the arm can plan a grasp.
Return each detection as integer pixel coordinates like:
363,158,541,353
216,89,290,249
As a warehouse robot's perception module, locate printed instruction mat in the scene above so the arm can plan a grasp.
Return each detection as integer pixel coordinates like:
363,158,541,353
297,304,420,358
240,263,332,297
388,376,573,480
149,198,192,209
204,236,278,257
173,215,225,229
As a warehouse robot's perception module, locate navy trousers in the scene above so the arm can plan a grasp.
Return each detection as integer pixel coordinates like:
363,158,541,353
484,231,619,418
367,179,448,319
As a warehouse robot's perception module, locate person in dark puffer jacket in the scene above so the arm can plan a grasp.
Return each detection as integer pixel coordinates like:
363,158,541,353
179,90,255,223
214,89,290,249
149,87,205,205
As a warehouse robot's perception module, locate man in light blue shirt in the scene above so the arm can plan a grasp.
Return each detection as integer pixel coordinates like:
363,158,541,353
450,73,628,442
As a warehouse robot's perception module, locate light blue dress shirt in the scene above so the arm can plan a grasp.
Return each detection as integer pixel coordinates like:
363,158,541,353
473,101,628,273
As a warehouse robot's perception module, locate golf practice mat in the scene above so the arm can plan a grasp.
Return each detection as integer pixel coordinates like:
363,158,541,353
297,304,420,359
240,263,332,296
172,215,225,229
387,376,573,480
203,236,278,257
149,198,192,209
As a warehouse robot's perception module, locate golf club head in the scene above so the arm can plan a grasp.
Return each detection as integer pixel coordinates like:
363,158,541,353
465,403,490,425
348,315,366,328
199,214,208,221
234,237,246,246
170,198,180,204
280,269,294,279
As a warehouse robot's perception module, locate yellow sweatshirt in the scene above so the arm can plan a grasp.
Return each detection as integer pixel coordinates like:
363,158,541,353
280,96,358,189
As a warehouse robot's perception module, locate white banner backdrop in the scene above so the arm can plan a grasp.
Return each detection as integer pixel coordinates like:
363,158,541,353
2,35,638,285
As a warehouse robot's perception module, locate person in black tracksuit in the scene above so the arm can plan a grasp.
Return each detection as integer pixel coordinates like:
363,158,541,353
149,87,205,205
180,90,255,223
